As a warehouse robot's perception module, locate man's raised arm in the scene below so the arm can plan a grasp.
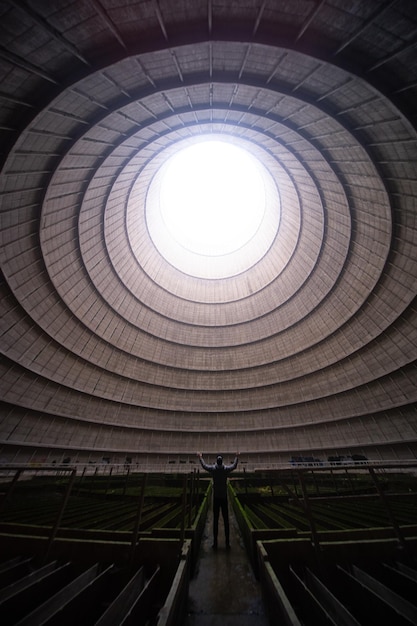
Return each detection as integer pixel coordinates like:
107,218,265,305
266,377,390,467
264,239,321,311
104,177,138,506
197,452,211,471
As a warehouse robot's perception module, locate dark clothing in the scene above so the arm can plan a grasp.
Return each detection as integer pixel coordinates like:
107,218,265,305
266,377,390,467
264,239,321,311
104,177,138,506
213,496,230,545
199,456,239,498
199,456,238,546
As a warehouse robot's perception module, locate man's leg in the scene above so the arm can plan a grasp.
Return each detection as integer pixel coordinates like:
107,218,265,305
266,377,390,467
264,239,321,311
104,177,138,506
212,497,220,548
220,498,230,547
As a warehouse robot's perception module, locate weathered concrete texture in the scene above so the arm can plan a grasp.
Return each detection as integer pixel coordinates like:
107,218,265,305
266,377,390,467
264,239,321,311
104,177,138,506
186,503,268,625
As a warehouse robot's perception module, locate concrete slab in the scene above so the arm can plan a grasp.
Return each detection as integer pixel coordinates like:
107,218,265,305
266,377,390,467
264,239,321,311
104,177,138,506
185,499,268,625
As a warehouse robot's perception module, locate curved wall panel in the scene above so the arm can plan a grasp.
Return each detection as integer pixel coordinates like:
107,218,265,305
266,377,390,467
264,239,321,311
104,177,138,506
0,1,416,468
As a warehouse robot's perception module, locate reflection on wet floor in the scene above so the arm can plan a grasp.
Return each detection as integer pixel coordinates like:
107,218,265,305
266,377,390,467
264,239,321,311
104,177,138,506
185,500,269,625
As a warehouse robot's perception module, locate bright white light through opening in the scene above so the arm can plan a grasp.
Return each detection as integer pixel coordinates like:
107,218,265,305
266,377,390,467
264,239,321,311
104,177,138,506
159,141,266,256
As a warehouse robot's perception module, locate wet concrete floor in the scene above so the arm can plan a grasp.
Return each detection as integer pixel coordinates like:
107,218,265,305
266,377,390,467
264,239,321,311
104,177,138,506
185,501,269,625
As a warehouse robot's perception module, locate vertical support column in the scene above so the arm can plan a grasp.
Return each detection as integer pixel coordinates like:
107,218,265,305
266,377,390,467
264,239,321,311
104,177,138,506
297,470,320,554
42,468,77,565
123,464,131,496
180,473,188,548
310,468,320,496
330,467,338,494
368,466,407,551
129,473,147,571
105,465,113,495
89,465,99,495
345,467,354,493
188,469,195,527
0,468,22,513
76,465,87,496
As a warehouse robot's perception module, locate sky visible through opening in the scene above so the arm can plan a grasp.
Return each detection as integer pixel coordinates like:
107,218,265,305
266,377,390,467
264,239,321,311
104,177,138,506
159,140,266,257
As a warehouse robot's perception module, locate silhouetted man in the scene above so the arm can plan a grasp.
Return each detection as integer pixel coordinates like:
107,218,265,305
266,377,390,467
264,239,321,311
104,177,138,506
198,452,239,549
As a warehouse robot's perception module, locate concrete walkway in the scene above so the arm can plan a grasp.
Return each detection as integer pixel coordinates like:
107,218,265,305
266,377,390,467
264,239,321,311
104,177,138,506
185,500,269,625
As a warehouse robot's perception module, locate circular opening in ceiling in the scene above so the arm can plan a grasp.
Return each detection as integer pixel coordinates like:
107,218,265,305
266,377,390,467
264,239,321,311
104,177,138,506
159,140,265,256
145,136,281,280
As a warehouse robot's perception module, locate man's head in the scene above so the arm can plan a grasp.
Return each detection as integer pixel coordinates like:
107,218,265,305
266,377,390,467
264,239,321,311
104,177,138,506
216,455,223,466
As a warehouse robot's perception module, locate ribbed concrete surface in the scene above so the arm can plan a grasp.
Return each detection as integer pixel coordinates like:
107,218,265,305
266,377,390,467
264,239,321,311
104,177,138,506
0,1,416,468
